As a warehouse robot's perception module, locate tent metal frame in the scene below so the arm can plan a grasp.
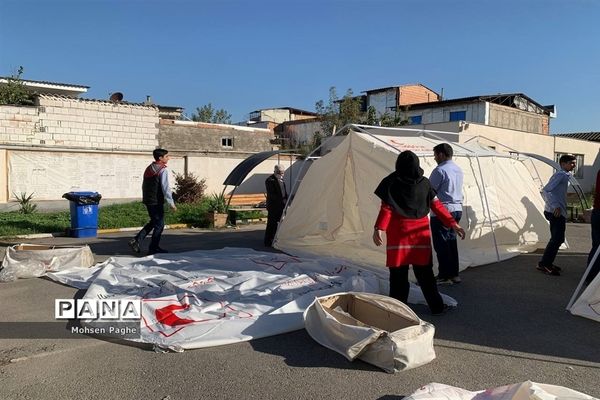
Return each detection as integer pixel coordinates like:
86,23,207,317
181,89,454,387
278,124,507,260
566,244,600,311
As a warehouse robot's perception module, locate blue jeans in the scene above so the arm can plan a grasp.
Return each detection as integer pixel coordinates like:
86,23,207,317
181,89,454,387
136,204,165,252
431,211,462,279
586,209,600,283
540,211,566,267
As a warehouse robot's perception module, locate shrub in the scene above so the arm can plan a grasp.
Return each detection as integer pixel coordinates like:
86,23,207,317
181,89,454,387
207,192,228,213
13,192,37,214
173,172,207,204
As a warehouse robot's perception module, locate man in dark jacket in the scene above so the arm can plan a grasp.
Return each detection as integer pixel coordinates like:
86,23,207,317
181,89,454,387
129,148,177,255
264,164,288,247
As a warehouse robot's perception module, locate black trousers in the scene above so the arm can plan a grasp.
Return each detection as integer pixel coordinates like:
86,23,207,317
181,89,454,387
540,211,566,267
431,211,462,279
389,265,444,314
135,204,165,252
264,206,283,247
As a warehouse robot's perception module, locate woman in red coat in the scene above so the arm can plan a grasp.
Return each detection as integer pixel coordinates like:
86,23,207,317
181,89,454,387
373,151,465,315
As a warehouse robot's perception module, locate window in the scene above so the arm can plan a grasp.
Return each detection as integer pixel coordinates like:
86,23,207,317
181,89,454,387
555,153,584,179
449,111,466,121
221,137,233,148
409,115,422,125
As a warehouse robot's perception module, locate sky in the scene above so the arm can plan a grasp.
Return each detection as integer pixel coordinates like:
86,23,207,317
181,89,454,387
1,0,599,133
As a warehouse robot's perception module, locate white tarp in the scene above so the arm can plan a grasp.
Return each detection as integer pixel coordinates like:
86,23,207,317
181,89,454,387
276,131,550,272
0,244,94,282
405,381,597,400
47,248,456,350
569,273,600,322
304,292,435,373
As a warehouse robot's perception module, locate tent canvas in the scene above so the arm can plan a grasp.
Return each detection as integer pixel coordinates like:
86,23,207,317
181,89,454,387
568,245,600,322
275,127,551,272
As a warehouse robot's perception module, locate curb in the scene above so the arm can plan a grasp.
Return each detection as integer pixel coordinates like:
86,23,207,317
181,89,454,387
2,224,193,240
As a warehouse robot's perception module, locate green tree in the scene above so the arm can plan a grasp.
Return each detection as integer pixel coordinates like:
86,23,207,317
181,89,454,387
191,103,232,124
315,87,365,136
379,105,410,127
0,66,34,106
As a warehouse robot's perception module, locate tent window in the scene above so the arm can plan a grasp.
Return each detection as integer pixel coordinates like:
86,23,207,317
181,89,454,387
449,111,466,121
221,137,234,148
409,115,422,125
555,153,584,179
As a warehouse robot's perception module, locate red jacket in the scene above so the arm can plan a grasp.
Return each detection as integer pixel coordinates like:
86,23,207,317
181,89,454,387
375,199,457,267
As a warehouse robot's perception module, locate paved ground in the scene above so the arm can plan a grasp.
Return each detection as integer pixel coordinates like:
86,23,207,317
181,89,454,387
0,224,599,400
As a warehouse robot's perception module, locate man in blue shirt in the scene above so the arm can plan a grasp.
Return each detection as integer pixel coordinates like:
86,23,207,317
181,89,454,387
429,143,464,285
538,154,577,276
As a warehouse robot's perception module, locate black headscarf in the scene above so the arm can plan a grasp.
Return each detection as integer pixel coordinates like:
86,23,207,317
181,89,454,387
374,151,436,219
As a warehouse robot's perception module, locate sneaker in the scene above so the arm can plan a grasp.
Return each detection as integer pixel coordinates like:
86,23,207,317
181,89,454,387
450,276,462,284
551,264,562,272
536,263,560,276
436,278,454,286
128,238,140,254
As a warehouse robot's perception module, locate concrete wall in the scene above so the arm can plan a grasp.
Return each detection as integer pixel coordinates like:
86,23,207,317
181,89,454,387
4,148,184,201
488,103,549,134
367,90,397,116
186,153,299,195
280,119,322,146
458,123,600,192
0,149,6,202
159,120,273,153
405,103,487,125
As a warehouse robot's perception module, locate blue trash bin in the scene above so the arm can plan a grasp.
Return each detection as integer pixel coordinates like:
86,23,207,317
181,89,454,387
62,191,102,238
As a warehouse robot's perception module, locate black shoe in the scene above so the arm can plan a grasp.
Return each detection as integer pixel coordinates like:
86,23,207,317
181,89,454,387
128,238,141,254
537,263,560,276
431,304,453,316
148,247,169,255
551,264,562,272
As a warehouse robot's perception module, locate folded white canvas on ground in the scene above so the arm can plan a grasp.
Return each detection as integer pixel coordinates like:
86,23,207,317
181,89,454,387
304,292,436,373
47,248,456,350
405,381,597,400
0,244,94,282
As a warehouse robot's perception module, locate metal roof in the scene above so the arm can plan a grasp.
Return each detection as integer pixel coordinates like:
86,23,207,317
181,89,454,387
553,132,600,142
406,93,551,115
0,76,89,89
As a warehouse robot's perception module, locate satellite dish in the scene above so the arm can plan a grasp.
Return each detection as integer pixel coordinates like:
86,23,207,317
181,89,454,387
109,92,124,102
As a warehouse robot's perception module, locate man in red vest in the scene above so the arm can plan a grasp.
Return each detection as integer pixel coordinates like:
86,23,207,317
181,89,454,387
129,148,177,255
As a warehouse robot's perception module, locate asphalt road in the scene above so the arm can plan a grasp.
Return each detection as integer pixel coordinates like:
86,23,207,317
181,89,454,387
0,224,599,400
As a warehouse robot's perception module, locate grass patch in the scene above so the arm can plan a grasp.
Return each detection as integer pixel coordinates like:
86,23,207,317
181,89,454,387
0,201,215,237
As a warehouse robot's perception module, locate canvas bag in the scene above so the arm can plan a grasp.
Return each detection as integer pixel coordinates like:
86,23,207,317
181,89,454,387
303,292,435,373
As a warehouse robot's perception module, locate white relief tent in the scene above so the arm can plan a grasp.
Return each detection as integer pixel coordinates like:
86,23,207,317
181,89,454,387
275,125,551,272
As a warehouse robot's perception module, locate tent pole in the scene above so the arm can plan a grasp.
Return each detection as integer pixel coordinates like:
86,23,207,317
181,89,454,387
566,244,600,311
475,155,501,262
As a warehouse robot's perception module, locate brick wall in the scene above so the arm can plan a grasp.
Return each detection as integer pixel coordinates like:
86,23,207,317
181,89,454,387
0,96,159,151
399,85,440,106
0,105,39,144
159,120,273,153
36,95,159,150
